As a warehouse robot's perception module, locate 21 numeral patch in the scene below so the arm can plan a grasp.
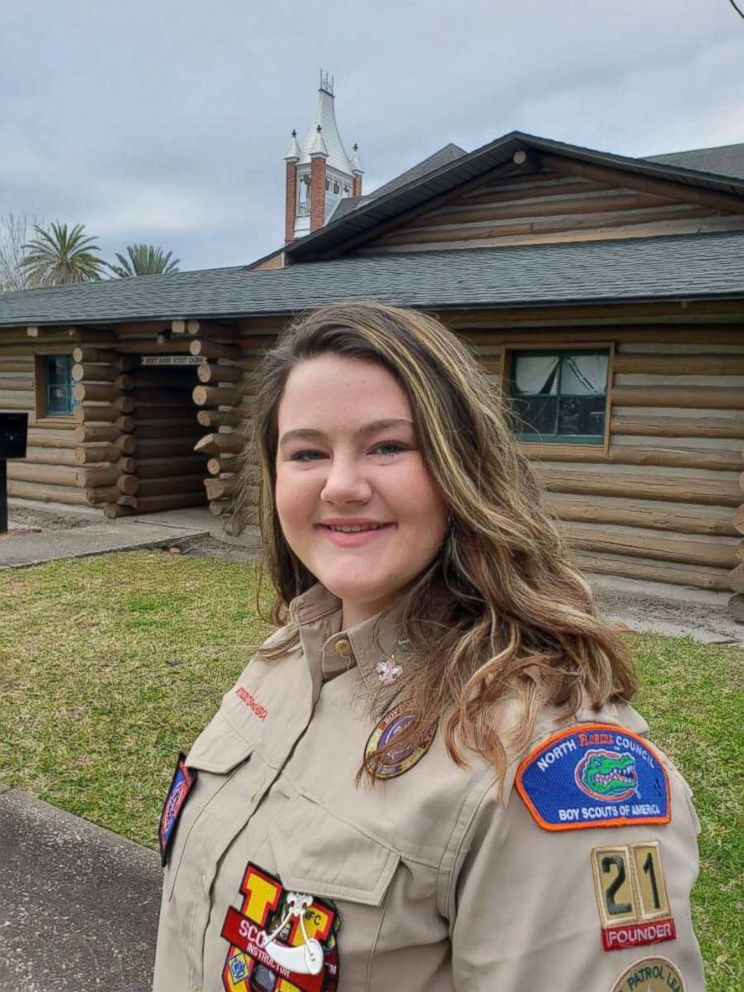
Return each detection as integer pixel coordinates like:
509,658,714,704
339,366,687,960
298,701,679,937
590,842,677,952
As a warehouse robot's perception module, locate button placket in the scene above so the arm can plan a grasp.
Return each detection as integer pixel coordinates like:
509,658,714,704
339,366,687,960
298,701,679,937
185,759,270,986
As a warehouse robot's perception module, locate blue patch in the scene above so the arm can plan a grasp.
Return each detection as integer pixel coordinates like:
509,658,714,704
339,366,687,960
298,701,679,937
159,753,197,865
515,723,671,831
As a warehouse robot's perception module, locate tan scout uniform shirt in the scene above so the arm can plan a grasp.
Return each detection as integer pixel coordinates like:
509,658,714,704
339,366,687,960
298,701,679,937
153,582,705,992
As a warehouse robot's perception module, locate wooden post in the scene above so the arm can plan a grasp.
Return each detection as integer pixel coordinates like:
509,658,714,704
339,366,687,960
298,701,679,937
0,459,6,533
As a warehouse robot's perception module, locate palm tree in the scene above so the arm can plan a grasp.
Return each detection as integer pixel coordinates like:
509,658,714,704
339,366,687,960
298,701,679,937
108,244,180,278
21,222,106,286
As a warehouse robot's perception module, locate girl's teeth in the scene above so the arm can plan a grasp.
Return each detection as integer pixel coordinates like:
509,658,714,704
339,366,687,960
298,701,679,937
328,525,384,532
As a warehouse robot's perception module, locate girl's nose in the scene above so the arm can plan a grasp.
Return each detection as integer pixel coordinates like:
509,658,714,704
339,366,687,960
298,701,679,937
320,456,373,504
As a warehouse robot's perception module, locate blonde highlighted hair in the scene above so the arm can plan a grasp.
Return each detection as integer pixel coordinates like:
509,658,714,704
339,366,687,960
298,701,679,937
237,302,636,783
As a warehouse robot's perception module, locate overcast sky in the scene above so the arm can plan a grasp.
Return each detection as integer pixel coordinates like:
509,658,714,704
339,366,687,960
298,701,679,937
2,1,743,272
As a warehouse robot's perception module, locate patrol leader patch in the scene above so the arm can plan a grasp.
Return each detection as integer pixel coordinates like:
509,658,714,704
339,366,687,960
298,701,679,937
364,703,436,780
221,862,341,992
516,723,670,831
159,752,196,866
610,956,686,991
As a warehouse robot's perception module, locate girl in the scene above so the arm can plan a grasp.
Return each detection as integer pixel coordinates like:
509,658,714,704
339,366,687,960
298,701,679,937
154,302,704,992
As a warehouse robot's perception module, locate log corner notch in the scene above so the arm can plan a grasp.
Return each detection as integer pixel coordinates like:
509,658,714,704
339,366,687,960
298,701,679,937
729,449,744,621
188,326,244,519
71,341,138,516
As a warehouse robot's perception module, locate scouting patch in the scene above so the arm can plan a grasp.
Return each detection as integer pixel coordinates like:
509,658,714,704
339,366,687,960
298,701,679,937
610,956,685,992
516,723,670,831
159,752,197,866
591,842,676,951
221,862,341,992
364,703,436,780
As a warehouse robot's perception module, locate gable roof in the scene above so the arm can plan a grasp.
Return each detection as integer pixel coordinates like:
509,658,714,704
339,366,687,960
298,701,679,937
285,131,744,263
2,231,743,327
329,142,467,222
646,143,744,181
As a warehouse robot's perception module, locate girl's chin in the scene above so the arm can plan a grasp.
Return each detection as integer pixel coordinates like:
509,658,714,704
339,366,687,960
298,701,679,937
317,574,398,607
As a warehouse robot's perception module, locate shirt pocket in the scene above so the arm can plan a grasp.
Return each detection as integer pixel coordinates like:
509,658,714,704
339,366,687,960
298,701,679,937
268,792,400,990
166,707,256,901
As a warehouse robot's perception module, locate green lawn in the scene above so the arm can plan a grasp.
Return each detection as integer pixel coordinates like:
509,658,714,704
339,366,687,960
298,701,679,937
0,552,741,990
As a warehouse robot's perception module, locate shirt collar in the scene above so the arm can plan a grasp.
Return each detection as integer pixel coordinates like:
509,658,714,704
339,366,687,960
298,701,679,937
289,582,409,690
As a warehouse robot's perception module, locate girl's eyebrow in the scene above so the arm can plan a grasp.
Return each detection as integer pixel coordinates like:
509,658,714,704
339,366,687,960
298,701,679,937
279,418,414,448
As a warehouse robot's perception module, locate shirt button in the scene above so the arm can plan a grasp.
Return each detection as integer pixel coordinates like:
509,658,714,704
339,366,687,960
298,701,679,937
334,638,351,656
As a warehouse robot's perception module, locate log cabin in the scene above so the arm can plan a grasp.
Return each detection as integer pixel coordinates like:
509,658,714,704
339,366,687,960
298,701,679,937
1,124,743,614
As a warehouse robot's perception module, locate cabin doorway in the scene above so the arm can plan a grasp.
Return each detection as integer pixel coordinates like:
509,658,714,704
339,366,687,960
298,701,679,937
131,356,208,512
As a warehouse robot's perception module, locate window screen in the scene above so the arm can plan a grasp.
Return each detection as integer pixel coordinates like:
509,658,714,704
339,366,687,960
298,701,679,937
509,349,609,444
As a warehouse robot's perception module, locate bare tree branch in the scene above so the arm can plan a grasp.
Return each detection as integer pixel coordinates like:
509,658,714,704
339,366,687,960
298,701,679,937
729,0,744,19
0,213,41,293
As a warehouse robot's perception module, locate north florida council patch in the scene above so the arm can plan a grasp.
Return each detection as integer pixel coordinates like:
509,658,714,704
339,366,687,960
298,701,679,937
515,723,670,831
159,752,197,865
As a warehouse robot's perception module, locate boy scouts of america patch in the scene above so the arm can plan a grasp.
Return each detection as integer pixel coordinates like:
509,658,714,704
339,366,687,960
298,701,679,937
221,862,341,992
364,703,436,779
610,956,686,991
515,723,670,831
159,753,196,866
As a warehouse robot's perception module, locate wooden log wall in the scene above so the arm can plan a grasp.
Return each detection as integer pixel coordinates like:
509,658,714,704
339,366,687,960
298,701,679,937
1,328,110,506
457,322,744,596
731,455,744,620
72,344,140,513
190,324,268,524
357,162,744,254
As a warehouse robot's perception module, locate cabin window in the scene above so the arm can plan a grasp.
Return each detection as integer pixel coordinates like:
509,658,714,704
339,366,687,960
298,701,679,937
508,349,609,444
38,355,76,417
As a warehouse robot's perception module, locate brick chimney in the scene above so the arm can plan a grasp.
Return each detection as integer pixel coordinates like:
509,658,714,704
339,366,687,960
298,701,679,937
351,143,364,197
309,126,329,232
284,130,300,245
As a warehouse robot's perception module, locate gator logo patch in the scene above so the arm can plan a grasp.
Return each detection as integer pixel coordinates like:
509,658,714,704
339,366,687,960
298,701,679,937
516,724,670,831
221,862,341,992
576,749,639,802
159,752,196,866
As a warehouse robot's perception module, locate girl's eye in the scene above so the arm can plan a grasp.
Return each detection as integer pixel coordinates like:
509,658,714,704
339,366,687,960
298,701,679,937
373,442,406,457
290,450,325,462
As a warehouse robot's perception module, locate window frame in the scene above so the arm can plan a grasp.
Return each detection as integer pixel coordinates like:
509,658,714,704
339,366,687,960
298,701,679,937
502,342,614,452
34,353,77,424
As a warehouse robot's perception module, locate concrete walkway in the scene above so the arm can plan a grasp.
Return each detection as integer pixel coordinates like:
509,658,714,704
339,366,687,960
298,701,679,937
0,507,213,569
0,786,160,992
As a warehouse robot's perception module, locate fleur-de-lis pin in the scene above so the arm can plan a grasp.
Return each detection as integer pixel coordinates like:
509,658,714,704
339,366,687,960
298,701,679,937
376,657,403,685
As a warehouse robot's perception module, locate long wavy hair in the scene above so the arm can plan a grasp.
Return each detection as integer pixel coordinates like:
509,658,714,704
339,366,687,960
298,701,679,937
236,301,636,785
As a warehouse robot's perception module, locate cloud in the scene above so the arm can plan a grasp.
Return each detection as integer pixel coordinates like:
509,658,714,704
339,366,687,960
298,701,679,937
0,0,741,269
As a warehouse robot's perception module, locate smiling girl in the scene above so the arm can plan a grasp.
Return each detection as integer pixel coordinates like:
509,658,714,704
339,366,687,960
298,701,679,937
153,303,704,992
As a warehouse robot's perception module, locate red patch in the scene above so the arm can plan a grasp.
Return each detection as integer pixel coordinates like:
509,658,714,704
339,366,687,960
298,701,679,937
602,918,677,952
221,862,341,992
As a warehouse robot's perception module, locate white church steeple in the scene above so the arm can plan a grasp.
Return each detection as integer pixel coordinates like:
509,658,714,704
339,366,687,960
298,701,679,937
284,72,362,243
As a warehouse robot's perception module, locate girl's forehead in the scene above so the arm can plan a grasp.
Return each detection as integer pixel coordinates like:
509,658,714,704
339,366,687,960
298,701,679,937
278,355,412,423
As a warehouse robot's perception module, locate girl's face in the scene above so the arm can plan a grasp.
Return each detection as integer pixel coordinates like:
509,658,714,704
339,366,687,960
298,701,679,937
275,354,448,627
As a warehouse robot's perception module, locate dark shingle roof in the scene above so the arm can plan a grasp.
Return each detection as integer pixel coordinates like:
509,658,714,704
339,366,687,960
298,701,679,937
286,131,744,262
2,231,743,327
646,143,744,181
329,143,467,222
